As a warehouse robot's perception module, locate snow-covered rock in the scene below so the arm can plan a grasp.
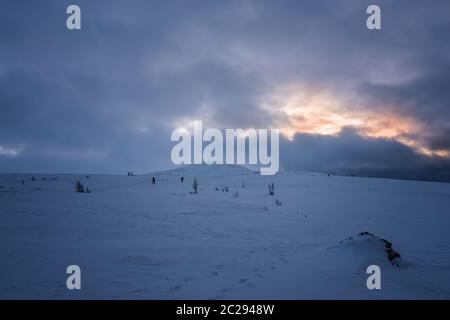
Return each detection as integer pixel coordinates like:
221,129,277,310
331,232,402,268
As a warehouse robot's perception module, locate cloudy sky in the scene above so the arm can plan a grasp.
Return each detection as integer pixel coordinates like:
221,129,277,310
1,0,450,181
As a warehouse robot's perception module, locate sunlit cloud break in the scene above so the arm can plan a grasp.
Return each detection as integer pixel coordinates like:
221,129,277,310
262,85,450,158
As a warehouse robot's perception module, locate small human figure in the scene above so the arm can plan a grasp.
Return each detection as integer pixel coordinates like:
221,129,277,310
152,177,155,184
181,176,184,183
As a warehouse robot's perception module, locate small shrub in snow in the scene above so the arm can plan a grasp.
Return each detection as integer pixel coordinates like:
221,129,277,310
75,180,85,193
217,185,230,192
275,199,282,206
268,182,275,196
192,178,198,194
233,191,239,198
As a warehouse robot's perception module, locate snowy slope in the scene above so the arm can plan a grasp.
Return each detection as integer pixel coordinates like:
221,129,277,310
1,165,450,299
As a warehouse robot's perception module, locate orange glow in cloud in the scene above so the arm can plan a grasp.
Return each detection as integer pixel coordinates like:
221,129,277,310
262,85,449,158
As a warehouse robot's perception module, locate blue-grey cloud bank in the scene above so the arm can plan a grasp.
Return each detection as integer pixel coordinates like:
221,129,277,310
1,0,450,182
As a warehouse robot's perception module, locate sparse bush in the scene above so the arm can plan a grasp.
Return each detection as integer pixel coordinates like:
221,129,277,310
268,182,274,196
218,185,230,192
275,199,282,206
233,191,239,198
75,180,85,193
75,181,91,193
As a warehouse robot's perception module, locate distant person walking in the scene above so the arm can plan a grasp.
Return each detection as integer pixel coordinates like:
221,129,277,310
181,176,184,183
152,177,155,184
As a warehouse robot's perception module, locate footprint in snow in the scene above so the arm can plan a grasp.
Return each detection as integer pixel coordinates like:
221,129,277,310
220,285,234,293
131,288,151,294
169,285,182,292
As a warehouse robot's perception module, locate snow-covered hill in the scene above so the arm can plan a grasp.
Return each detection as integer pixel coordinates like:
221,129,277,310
1,165,450,299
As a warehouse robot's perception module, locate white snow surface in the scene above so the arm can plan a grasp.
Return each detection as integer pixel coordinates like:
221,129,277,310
1,165,450,299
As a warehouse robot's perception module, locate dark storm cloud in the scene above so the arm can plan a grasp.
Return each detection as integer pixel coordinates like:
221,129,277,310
281,129,450,182
0,0,449,181
356,54,450,154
